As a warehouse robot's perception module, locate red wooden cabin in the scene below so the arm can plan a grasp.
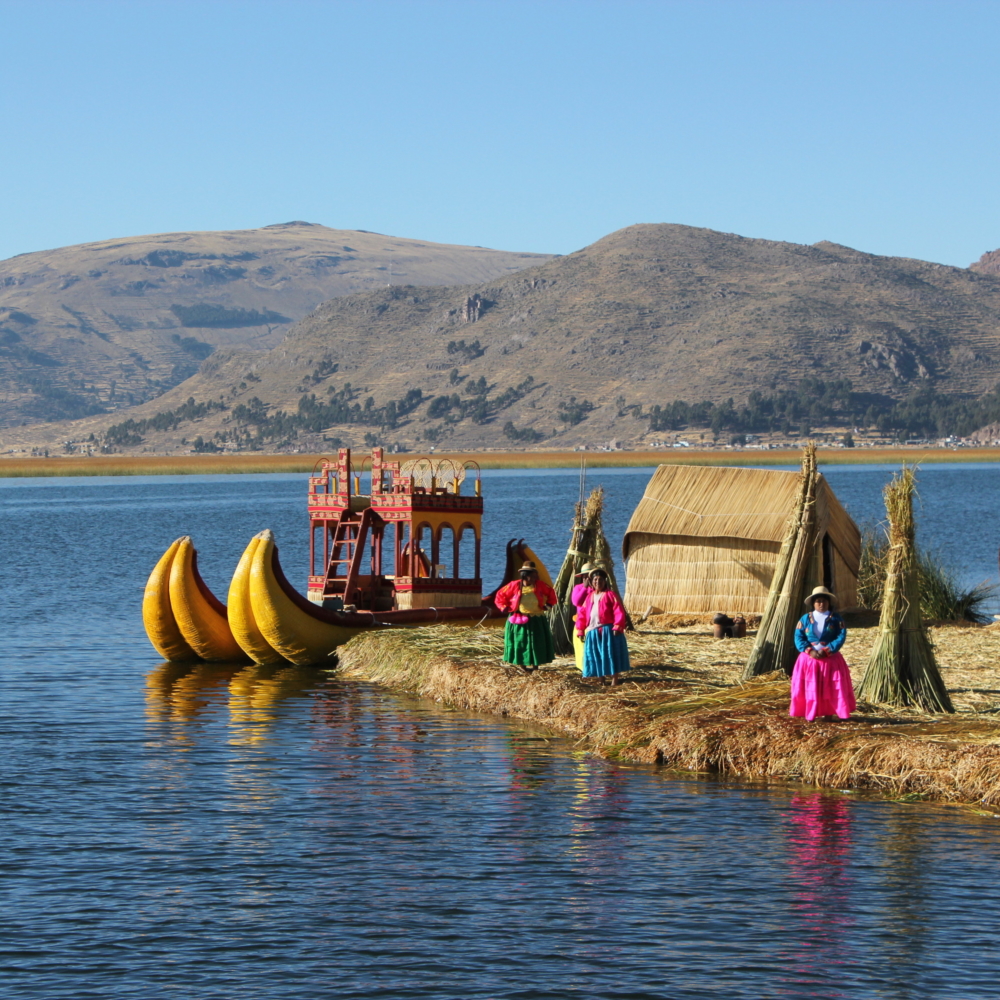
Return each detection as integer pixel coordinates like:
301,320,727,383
307,447,483,611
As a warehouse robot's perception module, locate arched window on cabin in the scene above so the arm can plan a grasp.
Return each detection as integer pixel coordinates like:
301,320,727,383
412,522,433,578
437,524,455,579
392,521,410,577
457,523,480,581
311,522,325,578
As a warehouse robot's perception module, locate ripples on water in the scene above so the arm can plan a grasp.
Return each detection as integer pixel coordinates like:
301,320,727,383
3,467,1000,998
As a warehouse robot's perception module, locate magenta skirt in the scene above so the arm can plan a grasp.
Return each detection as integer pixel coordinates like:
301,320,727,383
789,651,856,721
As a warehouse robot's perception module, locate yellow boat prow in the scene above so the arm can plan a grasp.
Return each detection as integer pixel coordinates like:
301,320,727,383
227,533,289,666
168,536,247,662
142,538,199,662
520,544,554,589
249,530,365,666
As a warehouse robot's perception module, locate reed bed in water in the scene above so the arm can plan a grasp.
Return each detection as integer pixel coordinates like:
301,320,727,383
6,447,1000,478
427,445,1000,471
337,621,1000,806
0,454,321,478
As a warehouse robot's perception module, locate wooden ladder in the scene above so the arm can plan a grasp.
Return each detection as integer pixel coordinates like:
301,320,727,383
325,509,374,606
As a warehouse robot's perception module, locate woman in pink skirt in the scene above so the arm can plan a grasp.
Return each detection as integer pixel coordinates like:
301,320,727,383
790,586,856,722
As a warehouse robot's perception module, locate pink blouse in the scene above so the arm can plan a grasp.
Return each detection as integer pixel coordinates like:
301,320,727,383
575,590,627,637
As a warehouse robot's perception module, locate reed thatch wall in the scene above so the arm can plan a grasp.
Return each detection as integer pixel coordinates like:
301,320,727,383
623,465,860,614
625,534,780,612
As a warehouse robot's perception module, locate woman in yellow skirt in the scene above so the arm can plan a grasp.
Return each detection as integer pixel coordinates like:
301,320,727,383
570,562,598,672
494,561,558,671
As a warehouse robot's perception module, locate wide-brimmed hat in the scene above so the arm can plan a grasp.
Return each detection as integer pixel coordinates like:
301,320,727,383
575,561,598,576
804,586,837,608
519,560,538,574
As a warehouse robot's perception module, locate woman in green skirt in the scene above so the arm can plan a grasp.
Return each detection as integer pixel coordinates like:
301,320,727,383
494,561,558,670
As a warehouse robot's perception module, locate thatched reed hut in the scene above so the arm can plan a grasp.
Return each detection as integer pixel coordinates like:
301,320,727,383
622,465,860,615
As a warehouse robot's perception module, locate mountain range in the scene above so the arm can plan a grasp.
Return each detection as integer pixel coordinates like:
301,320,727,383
0,221,551,426
7,222,1000,453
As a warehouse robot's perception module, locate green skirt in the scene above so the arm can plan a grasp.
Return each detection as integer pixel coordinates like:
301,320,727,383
503,615,555,667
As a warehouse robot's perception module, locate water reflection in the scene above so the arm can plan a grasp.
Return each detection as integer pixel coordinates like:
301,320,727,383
564,757,632,958
875,810,931,997
19,657,1000,998
780,793,855,996
507,732,556,791
568,757,630,850
500,733,561,869
308,685,449,805
145,660,243,726
227,662,320,746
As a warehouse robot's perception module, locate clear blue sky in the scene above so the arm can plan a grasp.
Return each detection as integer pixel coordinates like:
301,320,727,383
3,0,1000,266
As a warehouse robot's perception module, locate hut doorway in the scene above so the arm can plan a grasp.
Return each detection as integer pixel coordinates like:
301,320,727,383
822,532,835,592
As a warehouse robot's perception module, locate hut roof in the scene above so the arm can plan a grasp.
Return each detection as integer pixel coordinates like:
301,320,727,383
623,465,860,567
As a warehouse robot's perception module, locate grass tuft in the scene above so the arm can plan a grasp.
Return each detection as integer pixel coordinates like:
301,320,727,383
858,524,996,624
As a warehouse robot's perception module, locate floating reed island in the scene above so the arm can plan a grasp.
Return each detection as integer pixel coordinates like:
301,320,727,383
336,618,1000,809
336,448,1000,809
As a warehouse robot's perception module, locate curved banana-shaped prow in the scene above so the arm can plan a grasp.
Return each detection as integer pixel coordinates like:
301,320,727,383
169,536,247,662
250,530,364,666
484,538,553,602
519,543,553,589
143,538,199,662
228,533,289,665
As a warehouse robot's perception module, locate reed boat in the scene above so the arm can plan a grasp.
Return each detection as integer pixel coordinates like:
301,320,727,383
143,535,247,663
142,447,550,666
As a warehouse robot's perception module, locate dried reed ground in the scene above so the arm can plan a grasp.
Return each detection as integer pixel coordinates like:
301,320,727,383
336,618,1000,808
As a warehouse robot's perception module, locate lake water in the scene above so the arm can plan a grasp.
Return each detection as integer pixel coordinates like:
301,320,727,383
3,464,1000,998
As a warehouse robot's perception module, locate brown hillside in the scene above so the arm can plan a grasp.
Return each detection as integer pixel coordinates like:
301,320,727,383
0,221,550,425
9,222,1000,454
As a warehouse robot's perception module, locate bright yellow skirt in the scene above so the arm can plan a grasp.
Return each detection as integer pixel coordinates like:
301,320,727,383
573,613,585,672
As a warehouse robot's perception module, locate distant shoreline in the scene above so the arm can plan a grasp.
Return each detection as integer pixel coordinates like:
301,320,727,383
2,447,999,478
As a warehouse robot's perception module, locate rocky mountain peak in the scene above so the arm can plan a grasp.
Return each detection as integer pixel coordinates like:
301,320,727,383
970,248,1000,275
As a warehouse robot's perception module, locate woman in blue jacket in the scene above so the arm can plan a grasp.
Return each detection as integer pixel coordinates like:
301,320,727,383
790,586,856,721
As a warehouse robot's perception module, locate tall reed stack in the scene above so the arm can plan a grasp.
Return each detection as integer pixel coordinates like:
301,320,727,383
858,468,954,712
743,444,818,678
548,486,622,654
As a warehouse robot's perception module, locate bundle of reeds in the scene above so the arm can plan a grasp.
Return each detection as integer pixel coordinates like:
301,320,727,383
743,444,818,678
548,485,624,653
858,468,954,712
